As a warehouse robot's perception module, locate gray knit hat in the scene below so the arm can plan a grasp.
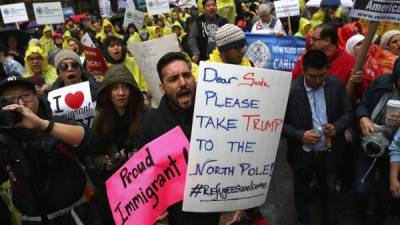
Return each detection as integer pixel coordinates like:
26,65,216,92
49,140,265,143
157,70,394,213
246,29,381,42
380,30,400,50
54,49,82,70
215,24,246,52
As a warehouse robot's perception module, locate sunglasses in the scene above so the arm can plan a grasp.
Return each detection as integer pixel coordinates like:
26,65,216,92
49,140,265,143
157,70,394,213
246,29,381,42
58,61,80,71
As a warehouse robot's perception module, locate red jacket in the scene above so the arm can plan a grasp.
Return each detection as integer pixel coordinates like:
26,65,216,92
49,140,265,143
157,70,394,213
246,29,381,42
292,47,355,85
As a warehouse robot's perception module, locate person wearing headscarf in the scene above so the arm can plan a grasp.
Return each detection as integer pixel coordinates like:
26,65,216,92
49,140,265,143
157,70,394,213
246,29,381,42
23,45,57,95
96,19,124,43
39,25,55,54
102,36,148,93
377,30,400,74
124,23,140,43
338,21,365,50
345,34,383,100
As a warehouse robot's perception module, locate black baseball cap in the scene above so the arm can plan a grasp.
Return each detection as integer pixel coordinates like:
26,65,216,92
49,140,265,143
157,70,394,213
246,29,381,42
0,76,35,95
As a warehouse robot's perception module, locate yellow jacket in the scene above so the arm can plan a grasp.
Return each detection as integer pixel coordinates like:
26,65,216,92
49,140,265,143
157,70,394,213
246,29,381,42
39,25,54,54
295,17,311,37
96,19,124,43
171,21,186,41
23,45,57,85
147,26,165,40
197,0,237,24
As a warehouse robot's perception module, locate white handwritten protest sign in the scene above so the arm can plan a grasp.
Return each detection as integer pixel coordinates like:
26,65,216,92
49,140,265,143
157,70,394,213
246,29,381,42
351,0,400,23
183,62,291,212
123,0,145,29
274,0,300,18
0,3,28,24
106,126,190,225
99,0,112,18
33,2,64,25
146,0,170,15
47,82,95,127
128,34,180,107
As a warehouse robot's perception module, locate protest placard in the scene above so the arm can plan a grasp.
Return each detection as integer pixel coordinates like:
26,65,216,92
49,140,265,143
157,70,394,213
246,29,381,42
245,33,305,72
123,0,145,29
351,0,400,23
99,0,112,18
274,0,300,18
146,0,170,15
0,3,28,24
106,126,190,225
182,62,291,212
81,33,108,76
47,82,95,127
128,34,180,107
133,0,148,12
33,2,64,25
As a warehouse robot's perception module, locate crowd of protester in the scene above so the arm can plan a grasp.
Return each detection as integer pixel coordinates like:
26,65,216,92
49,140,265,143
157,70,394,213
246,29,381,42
1,0,400,225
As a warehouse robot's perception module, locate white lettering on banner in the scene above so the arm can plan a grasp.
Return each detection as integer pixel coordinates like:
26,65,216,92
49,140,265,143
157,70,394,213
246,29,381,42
182,62,291,212
351,0,400,23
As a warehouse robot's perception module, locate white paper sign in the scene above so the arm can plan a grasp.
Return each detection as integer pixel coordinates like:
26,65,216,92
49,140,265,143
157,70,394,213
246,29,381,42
99,0,112,18
146,0,170,15
0,3,28,24
183,62,291,212
169,0,196,8
33,2,64,25
274,0,300,18
48,82,96,127
128,34,180,107
81,33,96,48
123,0,145,29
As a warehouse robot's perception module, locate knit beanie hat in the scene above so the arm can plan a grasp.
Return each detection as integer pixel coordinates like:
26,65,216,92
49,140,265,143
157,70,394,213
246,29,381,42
215,24,246,52
380,30,400,50
54,49,82,70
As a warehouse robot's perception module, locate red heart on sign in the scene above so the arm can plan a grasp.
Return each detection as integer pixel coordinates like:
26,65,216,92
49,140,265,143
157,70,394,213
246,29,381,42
65,91,84,109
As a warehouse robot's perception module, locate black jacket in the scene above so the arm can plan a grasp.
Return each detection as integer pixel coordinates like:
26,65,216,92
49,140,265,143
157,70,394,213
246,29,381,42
0,97,93,216
139,95,220,225
282,75,353,166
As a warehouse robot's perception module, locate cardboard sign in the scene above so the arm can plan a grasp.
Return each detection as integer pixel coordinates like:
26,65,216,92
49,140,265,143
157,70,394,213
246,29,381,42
47,81,95,127
274,0,300,18
245,33,305,72
146,0,170,15
106,126,190,225
351,0,400,23
0,3,28,24
99,0,112,18
183,62,291,212
33,2,64,25
123,0,145,29
81,33,108,76
128,34,180,107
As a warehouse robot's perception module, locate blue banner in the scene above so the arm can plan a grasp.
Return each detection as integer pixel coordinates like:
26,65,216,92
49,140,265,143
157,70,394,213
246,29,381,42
245,33,306,72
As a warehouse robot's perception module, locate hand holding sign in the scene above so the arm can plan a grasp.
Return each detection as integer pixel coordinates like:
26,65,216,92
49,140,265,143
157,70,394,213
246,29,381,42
106,126,190,225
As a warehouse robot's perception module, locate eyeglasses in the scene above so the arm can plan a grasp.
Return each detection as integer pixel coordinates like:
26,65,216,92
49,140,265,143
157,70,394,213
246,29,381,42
58,61,80,71
311,36,322,42
28,56,43,62
4,92,36,103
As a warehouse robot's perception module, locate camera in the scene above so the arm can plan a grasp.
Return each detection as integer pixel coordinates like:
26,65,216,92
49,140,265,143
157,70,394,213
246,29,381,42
362,124,396,158
0,98,22,129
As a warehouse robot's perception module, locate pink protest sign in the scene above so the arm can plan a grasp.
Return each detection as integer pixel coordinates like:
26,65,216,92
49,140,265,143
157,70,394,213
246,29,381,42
106,126,190,225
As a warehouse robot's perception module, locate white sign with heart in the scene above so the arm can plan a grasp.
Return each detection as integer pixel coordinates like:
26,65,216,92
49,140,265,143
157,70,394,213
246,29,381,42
47,81,95,127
